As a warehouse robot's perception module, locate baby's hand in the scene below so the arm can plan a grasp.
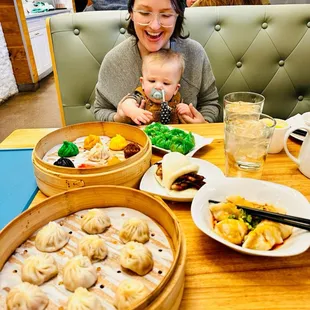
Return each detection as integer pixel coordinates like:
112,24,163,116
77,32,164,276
177,103,194,118
131,108,153,125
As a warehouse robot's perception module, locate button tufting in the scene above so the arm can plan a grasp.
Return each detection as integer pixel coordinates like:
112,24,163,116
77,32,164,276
279,60,285,66
236,61,242,68
214,24,221,31
85,103,91,109
298,96,304,101
262,22,268,29
307,22,310,28
73,29,80,35
120,27,126,34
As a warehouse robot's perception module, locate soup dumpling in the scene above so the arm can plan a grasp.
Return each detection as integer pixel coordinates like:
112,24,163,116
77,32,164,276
67,287,105,310
78,235,108,261
119,218,150,244
120,241,153,276
81,209,111,234
63,255,97,292
214,219,248,245
21,253,58,285
88,143,110,162
114,279,148,310
35,221,69,252
6,282,49,310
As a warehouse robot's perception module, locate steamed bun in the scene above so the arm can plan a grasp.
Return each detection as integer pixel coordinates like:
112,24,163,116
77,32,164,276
63,255,97,292
6,282,49,310
119,218,150,244
120,241,153,276
35,221,69,252
21,254,58,285
81,209,111,234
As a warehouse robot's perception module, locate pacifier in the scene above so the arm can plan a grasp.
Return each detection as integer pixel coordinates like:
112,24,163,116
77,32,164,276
150,88,163,100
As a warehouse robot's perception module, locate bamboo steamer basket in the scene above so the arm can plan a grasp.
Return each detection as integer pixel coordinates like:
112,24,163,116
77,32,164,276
0,186,186,310
32,122,152,196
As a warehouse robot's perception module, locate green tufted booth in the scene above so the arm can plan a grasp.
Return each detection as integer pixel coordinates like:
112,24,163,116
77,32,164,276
47,5,310,126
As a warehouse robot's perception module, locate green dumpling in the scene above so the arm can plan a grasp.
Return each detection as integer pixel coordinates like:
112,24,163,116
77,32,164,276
58,141,79,157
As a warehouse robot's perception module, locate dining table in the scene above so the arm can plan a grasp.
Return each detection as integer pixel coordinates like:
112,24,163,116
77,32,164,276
1,123,310,309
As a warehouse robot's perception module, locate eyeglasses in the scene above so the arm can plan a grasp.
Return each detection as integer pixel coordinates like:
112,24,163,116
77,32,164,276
132,10,178,28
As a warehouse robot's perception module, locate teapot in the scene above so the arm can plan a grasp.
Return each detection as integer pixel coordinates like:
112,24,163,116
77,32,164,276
284,126,310,178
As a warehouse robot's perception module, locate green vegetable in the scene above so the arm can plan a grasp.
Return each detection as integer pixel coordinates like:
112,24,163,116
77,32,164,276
239,209,261,230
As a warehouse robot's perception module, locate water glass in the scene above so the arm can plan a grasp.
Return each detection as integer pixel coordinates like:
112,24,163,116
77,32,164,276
224,92,265,119
224,112,276,179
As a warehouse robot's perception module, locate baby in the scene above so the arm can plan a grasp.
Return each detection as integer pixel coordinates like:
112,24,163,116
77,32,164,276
121,49,193,125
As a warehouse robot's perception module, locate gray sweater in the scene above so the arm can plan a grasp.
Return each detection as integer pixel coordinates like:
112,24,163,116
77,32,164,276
94,37,220,123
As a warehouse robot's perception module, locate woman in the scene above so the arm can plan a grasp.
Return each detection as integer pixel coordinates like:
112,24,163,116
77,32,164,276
94,0,220,124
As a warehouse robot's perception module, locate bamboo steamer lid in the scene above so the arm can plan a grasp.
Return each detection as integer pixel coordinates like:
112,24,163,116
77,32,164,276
32,122,152,196
0,186,186,310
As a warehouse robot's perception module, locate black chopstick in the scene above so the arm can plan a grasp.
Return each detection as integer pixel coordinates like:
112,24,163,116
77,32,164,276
209,200,310,231
293,129,307,137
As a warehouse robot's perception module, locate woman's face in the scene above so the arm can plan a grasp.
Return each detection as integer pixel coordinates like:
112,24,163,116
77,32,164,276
131,0,177,55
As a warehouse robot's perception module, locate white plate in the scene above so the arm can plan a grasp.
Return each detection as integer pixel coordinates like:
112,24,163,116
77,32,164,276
139,158,224,202
191,177,310,257
143,126,213,157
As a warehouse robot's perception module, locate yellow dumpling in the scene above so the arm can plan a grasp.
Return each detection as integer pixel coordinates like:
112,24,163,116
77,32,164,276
107,156,122,166
109,134,127,151
84,134,102,150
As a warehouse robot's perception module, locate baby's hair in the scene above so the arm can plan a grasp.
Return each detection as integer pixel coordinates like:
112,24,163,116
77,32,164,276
142,49,185,78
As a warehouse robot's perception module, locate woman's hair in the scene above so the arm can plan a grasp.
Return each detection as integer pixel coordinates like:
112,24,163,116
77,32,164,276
127,0,188,41
192,0,263,5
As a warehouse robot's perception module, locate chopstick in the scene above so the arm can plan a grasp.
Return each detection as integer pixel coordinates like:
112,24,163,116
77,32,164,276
209,200,310,231
293,129,307,137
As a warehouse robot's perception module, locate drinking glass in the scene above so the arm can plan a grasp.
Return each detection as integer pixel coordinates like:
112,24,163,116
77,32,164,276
223,92,265,120
224,112,276,179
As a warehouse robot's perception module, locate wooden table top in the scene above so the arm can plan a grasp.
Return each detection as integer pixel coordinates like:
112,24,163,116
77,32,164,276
1,124,310,309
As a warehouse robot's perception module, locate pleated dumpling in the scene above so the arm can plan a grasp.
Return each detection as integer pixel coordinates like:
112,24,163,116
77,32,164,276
120,241,153,276
88,143,110,162
214,219,248,245
6,282,49,310
67,287,105,310
21,254,58,285
81,209,111,234
84,134,102,151
119,218,150,244
114,279,149,310
78,235,108,261
63,255,97,292
242,220,292,251
209,201,241,222
35,221,69,252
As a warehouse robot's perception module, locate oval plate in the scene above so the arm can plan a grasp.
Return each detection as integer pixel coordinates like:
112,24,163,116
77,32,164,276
191,177,310,257
140,158,224,202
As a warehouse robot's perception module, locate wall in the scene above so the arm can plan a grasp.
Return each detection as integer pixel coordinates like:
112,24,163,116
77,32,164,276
0,0,38,90
0,23,18,103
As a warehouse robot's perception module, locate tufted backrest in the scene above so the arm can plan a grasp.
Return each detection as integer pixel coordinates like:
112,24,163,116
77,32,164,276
47,5,310,125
